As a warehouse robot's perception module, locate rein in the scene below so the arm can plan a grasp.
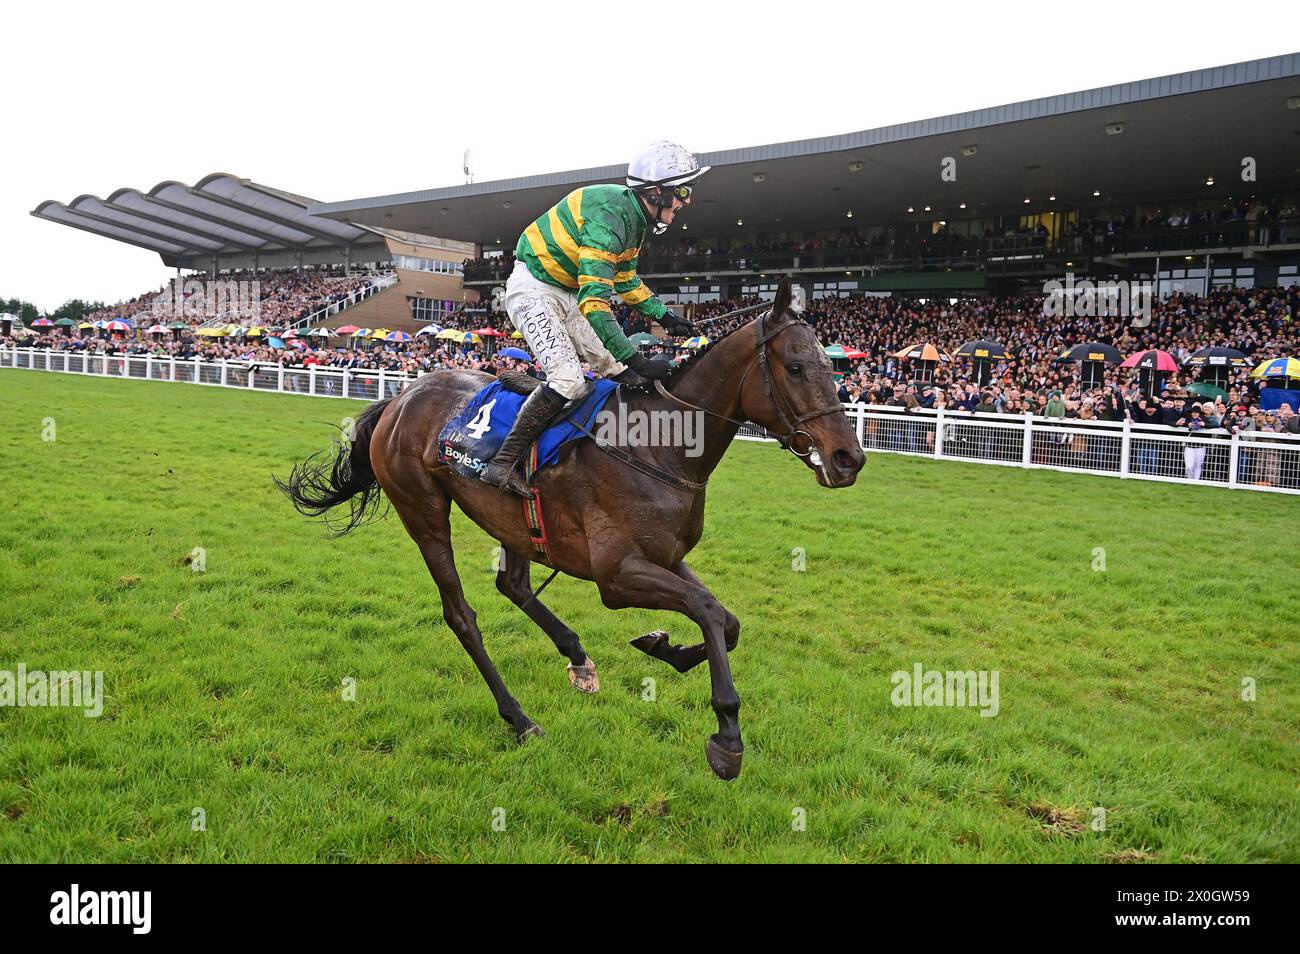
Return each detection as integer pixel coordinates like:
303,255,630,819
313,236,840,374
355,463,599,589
656,308,844,459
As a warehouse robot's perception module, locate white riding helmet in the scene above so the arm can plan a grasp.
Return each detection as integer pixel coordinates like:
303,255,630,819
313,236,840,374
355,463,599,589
627,141,710,233
627,140,711,192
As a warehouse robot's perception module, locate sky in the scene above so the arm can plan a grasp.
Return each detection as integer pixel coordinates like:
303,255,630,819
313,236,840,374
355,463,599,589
1,0,1293,311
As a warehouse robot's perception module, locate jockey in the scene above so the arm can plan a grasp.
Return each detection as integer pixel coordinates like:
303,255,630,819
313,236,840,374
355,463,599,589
480,140,709,495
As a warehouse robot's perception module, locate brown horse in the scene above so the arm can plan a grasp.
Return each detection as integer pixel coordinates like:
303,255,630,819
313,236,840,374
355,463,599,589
277,278,864,779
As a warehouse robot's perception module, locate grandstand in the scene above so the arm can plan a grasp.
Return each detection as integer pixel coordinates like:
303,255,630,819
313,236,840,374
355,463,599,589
313,53,1300,303
31,173,478,334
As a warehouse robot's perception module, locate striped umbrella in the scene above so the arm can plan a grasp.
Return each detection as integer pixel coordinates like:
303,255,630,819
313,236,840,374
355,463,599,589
31,318,54,327
825,344,867,360
384,331,413,343
682,336,710,349
894,343,952,363
105,320,132,332
435,329,481,344
145,324,169,334
415,324,444,336
92,319,110,329
1250,357,1300,380
348,328,373,338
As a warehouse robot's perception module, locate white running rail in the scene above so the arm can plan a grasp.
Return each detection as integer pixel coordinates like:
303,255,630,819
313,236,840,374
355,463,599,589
3,345,1298,495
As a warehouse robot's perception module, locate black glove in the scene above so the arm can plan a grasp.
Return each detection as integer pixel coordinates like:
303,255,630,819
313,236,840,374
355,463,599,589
658,309,699,337
626,352,674,380
613,366,648,388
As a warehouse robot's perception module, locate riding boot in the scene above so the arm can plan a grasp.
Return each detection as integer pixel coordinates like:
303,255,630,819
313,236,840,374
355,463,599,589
480,384,568,496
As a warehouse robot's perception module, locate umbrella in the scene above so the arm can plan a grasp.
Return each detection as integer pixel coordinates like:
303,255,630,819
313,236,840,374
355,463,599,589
305,327,334,337
196,327,227,337
415,324,443,336
105,320,132,332
384,331,413,342
91,319,110,329
54,317,77,327
145,324,169,334
1120,349,1179,372
1250,357,1300,380
1185,346,1249,368
1055,342,1122,364
682,336,710,349
894,343,951,363
510,331,524,339
78,322,94,330
268,336,286,349
628,332,660,347
370,328,392,340
954,339,1013,360
348,328,372,338
436,329,481,344
499,347,531,361
281,329,299,339
471,327,508,337
824,345,866,360
1187,382,1229,401
168,321,189,330
246,327,267,337
31,318,54,327
336,325,360,335
290,339,308,351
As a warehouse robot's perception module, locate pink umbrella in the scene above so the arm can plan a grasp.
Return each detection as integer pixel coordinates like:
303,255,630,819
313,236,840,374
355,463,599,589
471,327,508,337
31,318,54,327
105,319,132,332
146,324,169,334
1120,349,1179,372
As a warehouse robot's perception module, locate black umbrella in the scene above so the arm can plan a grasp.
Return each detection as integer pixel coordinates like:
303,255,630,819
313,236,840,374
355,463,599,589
1054,342,1123,364
954,339,1013,360
954,340,1013,386
1184,346,1250,369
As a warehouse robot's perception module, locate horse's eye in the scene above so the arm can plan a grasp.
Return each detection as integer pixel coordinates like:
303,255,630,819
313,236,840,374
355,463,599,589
787,364,803,377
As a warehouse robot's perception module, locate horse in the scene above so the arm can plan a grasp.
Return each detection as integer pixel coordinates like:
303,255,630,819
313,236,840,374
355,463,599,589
276,278,864,780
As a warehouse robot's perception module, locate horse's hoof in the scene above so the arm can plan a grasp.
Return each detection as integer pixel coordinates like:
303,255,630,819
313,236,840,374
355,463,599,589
518,723,545,743
630,630,669,654
705,736,743,781
566,657,601,693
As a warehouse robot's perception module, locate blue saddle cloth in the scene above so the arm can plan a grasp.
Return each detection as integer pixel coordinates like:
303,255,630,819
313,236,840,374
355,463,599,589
437,378,619,479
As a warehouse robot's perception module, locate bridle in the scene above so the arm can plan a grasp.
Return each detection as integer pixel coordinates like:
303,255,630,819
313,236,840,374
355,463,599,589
656,306,844,460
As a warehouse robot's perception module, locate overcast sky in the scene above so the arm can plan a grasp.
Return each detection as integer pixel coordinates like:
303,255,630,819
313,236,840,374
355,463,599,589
2,0,1292,311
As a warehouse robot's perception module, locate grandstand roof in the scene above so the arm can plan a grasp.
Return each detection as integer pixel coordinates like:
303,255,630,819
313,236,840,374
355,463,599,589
310,54,1300,245
31,173,381,266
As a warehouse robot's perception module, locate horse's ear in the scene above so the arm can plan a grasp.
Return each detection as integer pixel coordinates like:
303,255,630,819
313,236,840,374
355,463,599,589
772,276,793,318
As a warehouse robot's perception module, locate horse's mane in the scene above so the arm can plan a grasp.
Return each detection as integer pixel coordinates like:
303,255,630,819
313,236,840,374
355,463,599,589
653,308,773,390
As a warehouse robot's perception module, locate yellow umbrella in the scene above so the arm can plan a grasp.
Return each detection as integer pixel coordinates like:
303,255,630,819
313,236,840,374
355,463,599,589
1250,357,1300,380
511,330,524,339
435,328,482,344
78,321,94,329
246,326,267,337
370,328,392,340
196,327,227,337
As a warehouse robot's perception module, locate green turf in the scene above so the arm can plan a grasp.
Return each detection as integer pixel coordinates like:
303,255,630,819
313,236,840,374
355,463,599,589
1,368,1296,863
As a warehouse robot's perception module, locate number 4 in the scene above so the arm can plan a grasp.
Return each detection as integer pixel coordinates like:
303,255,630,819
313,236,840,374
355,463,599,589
466,398,497,439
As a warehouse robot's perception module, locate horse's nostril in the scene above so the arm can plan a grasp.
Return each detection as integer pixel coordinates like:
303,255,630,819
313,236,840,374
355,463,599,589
833,449,860,473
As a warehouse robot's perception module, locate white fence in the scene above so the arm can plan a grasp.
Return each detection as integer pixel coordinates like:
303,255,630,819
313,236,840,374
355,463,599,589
4,345,1299,495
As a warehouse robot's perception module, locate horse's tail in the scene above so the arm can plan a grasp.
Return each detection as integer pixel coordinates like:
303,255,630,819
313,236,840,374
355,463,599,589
275,398,393,536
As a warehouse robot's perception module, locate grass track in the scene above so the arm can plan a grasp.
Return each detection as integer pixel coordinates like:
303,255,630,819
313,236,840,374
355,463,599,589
1,369,1296,862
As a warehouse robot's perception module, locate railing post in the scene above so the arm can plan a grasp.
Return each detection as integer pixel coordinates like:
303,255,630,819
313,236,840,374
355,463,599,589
379,368,387,399
342,369,349,400
220,359,228,388
853,405,865,450
1228,432,1240,488
248,364,256,389
1022,412,1034,467
146,355,153,380
309,365,317,396
1120,419,1131,477
169,355,176,381
933,409,945,458
278,363,285,393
